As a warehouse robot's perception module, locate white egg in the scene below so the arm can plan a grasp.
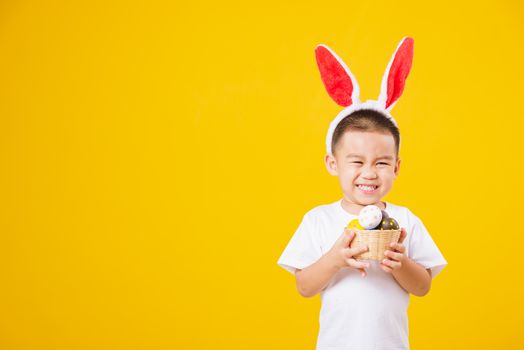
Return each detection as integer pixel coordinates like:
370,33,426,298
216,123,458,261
358,205,383,229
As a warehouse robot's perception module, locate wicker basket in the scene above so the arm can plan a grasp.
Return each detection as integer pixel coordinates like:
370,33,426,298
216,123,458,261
347,228,401,260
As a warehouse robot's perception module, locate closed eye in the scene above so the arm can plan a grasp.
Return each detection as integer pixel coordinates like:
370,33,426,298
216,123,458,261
377,162,390,165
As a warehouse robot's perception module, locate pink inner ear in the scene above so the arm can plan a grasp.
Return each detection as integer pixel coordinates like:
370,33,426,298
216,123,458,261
315,46,354,107
386,38,414,109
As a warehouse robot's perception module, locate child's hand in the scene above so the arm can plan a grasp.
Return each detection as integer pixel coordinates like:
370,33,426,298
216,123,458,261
380,228,407,273
328,229,370,277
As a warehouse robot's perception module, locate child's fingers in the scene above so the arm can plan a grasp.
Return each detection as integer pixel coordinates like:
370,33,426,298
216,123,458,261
380,263,392,273
344,230,355,247
342,245,358,259
398,228,407,243
389,242,406,254
346,259,370,270
342,229,356,247
348,244,368,258
382,259,401,269
384,250,404,261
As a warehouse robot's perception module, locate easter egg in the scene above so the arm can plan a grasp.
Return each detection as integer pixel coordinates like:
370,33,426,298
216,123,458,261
379,217,400,230
346,218,364,230
358,205,383,230
381,210,389,219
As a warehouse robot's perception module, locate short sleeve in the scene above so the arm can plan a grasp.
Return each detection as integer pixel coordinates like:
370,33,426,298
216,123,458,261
407,213,448,279
277,213,323,274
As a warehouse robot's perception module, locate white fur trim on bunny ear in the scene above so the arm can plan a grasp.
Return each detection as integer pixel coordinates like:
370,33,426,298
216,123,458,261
325,100,399,156
377,37,414,111
315,44,361,107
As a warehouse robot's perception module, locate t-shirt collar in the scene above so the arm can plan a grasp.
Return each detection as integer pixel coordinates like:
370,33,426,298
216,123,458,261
335,198,389,219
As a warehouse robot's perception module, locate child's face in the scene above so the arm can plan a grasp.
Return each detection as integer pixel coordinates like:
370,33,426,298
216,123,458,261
325,130,400,209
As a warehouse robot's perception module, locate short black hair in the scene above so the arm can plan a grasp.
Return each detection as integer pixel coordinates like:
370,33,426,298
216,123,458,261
331,109,400,157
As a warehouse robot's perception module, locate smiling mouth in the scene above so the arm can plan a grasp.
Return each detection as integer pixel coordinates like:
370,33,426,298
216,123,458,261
356,184,379,193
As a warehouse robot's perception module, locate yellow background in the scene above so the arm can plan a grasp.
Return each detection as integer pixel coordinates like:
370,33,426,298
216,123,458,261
0,0,522,348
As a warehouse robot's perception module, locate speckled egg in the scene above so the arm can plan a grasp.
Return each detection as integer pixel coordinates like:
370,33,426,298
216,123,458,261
379,217,400,230
346,218,364,230
358,205,383,229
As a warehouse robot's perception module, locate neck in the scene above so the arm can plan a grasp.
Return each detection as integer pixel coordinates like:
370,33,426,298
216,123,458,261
341,196,385,215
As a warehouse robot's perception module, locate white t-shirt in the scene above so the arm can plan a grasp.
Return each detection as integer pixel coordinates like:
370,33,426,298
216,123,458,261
277,199,447,350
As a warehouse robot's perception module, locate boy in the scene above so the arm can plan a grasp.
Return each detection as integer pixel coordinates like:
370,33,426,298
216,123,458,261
277,38,447,350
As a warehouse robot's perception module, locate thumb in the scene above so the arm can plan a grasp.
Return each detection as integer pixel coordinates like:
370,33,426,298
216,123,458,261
398,228,407,244
342,229,355,247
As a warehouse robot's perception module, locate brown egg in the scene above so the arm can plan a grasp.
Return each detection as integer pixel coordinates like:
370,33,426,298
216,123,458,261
379,217,400,230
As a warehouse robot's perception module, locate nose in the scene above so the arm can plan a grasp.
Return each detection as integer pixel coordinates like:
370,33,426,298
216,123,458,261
361,165,378,179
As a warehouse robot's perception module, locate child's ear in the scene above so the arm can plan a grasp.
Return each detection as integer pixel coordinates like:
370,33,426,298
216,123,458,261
394,158,401,176
325,154,338,176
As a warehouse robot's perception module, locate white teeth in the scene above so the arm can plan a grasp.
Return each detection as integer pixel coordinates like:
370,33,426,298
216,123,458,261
358,185,377,191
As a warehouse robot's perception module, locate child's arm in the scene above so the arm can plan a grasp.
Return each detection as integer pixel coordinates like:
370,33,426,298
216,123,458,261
381,228,432,296
390,255,432,296
295,230,369,298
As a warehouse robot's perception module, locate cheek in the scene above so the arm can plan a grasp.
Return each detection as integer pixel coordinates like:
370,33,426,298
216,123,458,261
378,169,396,181
341,168,358,179
379,167,395,175
338,171,356,185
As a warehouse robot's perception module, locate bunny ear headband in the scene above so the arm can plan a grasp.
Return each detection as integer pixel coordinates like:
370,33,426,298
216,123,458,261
315,37,414,156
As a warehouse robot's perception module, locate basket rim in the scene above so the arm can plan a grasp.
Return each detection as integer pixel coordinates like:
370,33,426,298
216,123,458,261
345,228,401,233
